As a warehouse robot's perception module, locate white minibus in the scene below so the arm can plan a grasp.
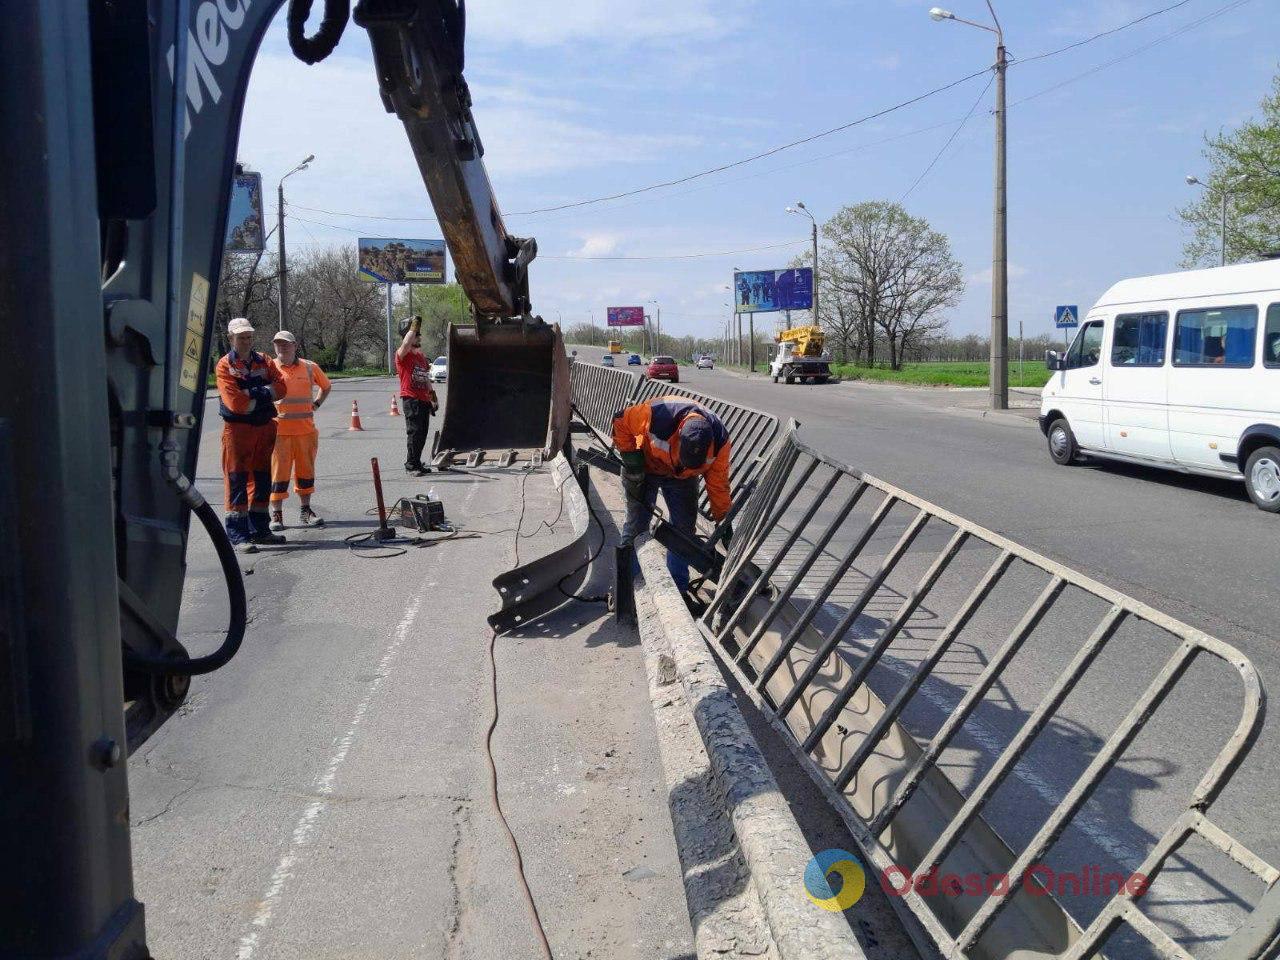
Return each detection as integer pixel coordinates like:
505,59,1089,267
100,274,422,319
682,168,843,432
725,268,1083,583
1040,260,1280,512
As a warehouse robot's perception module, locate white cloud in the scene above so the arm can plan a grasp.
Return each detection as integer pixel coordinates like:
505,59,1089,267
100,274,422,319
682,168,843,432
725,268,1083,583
873,53,901,70
968,263,1030,285
465,0,741,47
566,233,623,257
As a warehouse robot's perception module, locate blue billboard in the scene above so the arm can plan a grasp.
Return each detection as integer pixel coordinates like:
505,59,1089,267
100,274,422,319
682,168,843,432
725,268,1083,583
734,268,813,314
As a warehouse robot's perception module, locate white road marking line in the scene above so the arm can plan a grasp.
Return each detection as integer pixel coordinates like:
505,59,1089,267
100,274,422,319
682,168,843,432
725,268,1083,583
236,477,480,960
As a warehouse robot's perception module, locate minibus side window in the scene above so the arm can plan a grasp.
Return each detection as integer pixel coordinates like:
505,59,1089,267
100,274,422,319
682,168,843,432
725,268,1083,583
1073,321,1104,369
1111,312,1168,367
1172,305,1257,367
1265,304,1280,369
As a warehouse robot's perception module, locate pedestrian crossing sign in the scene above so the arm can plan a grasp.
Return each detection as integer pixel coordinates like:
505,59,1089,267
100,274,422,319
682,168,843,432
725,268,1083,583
1055,305,1079,328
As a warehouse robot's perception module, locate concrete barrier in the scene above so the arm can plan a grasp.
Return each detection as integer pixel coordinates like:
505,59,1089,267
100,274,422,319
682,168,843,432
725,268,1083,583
636,539,867,960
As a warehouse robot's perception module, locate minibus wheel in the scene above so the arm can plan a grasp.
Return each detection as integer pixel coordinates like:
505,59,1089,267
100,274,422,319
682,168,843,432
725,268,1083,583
1047,417,1078,465
1244,446,1280,512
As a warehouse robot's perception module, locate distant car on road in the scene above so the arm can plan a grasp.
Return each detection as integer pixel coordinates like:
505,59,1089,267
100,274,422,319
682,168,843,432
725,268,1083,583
696,355,714,370
429,356,448,382
602,353,615,367
647,355,679,383
628,353,642,365
1040,260,1280,512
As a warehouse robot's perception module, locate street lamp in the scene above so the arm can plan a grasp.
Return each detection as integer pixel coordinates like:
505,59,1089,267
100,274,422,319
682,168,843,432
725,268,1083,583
1186,174,1233,267
786,202,819,327
931,3,1008,410
647,299,661,356
277,153,314,331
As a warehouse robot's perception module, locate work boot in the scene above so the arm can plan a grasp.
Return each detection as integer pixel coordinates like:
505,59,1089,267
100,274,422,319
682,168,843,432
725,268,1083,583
299,505,324,527
270,510,285,532
237,542,259,555
250,530,287,546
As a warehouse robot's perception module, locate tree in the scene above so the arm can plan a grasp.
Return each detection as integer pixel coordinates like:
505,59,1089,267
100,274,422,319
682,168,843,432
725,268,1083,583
1178,72,1280,266
821,201,963,369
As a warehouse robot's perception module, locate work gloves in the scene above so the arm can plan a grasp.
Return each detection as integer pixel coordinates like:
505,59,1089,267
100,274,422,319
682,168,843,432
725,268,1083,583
410,316,422,334
620,450,646,504
247,384,275,403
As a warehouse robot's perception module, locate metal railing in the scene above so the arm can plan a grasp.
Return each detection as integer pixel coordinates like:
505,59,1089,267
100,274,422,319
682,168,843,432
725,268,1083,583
697,425,1273,960
569,361,784,519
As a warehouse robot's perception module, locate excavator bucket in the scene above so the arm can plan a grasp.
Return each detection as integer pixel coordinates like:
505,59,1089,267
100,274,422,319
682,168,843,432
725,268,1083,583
434,321,572,465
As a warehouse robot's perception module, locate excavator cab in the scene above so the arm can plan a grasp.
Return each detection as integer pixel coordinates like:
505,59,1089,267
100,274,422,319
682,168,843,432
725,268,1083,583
435,322,572,464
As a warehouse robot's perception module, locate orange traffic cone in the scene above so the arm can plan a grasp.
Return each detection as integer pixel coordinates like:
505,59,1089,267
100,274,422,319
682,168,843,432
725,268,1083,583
349,399,364,431
389,394,401,417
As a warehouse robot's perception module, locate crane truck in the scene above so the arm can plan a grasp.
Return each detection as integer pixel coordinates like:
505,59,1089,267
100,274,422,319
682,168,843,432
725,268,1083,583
770,325,833,384
1,1,570,956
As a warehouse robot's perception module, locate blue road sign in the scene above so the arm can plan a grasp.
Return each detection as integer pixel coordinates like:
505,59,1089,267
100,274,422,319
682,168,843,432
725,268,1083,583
1055,305,1079,328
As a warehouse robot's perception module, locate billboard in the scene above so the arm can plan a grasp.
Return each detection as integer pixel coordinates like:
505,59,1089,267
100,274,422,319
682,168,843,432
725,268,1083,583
358,237,447,283
733,267,813,314
224,172,265,253
607,306,646,327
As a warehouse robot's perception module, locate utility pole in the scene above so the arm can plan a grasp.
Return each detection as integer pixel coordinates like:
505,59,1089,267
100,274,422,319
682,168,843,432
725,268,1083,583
275,154,313,332
991,39,1008,410
930,5,1006,409
385,283,394,372
276,181,287,331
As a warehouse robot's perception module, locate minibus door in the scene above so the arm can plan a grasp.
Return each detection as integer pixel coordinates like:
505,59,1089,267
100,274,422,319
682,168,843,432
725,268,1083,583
1104,311,1171,461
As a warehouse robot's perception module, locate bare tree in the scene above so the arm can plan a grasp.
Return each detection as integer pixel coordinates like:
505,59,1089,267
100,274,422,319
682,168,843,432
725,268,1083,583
821,201,963,369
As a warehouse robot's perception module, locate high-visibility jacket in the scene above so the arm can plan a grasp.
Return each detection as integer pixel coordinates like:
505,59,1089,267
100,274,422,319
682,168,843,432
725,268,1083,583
612,397,732,519
216,350,285,426
273,358,331,437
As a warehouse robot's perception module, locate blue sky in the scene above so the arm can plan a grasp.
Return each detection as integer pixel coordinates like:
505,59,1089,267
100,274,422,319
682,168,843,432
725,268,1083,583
237,0,1274,341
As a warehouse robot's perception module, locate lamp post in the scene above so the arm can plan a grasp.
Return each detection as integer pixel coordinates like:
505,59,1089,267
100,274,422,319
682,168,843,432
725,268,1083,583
786,202,819,326
648,299,661,356
931,4,1007,410
1186,175,1233,267
276,154,314,331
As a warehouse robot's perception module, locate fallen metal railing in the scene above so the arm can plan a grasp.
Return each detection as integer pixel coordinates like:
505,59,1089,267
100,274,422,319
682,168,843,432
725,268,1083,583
697,424,1273,960
569,361,784,521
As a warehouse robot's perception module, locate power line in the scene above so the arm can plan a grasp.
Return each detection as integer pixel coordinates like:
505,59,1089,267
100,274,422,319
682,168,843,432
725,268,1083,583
1013,0,1198,65
899,72,995,204
1009,0,1254,108
506,67,993,216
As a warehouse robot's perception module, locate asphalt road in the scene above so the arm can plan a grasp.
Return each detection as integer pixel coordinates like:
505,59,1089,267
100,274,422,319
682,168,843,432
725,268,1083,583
129,377,696,960
576,352,1280,953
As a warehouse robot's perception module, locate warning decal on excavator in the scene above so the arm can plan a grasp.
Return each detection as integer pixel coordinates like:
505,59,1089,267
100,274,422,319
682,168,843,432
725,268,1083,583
179,274,210,394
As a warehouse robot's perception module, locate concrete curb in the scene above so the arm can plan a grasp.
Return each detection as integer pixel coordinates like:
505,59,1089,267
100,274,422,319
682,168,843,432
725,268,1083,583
637,540,867,960
939,405,1040,430
633,571,779,960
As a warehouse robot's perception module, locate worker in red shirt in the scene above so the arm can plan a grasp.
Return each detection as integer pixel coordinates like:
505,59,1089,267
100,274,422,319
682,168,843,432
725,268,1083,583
268,330,332,530
215,318,287,550
395,315,439,475
613,396,732,591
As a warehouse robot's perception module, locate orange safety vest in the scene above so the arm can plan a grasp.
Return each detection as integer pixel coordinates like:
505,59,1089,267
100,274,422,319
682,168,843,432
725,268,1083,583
612,397,732,519
273,359,331,436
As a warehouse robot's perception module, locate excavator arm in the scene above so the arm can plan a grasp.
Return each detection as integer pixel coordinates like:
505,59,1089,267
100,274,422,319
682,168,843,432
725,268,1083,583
0,1,563,956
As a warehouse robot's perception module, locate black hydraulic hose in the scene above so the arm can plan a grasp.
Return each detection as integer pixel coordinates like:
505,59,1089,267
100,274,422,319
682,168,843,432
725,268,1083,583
287,0,349,64
122,498,247,677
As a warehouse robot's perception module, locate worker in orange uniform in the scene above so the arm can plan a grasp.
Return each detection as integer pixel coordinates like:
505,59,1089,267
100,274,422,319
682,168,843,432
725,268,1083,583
268,330,332,530
216,318,287,551
613,396,732,592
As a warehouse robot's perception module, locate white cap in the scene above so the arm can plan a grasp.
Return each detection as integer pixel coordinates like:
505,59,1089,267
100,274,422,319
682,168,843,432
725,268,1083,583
272,330,297,343
228,317,254,336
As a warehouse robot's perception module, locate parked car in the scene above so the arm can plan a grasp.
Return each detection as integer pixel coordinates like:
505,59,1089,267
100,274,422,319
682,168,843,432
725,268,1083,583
628,353,642,365
647,355,679,383
1040,259,1280,512
601,353,615,367
429,356,448,382
696,355,714,369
